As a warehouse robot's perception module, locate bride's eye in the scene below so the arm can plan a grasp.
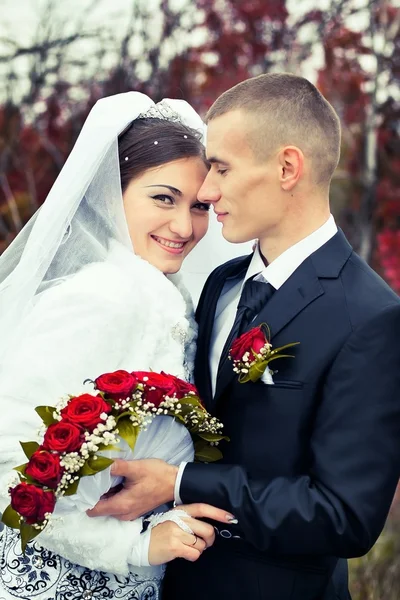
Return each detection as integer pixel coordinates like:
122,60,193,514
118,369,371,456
152,194,175,206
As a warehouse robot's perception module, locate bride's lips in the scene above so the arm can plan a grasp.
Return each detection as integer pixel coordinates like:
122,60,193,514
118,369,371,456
151,235,188,255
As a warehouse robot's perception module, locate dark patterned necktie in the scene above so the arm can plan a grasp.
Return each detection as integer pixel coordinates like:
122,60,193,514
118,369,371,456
218,277,275,373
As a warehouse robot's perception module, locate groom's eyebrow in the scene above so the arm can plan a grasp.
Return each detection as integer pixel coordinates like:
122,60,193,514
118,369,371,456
144,185,182,196
208,156,229,166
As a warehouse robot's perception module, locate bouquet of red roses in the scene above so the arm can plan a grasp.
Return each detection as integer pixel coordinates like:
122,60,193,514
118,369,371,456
2,370,225,552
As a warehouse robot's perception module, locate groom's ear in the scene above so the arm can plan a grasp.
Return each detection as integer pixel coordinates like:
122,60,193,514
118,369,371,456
277,146,303,191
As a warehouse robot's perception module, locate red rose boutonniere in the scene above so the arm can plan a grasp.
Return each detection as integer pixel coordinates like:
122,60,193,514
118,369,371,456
230,324,299,384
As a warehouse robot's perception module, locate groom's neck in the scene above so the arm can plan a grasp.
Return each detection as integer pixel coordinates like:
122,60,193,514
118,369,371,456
259,206,331,265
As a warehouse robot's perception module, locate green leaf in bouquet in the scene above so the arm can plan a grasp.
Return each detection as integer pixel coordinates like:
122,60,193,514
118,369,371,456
179,397,203,408
20,441,40,460
35,405,57,427
87,455,114,473
1,505,21,529
171,413,186,425
20,521,41,554
196,432,229,443
78,454,114,477
63,478,80,496
194,440,223,463
79,461,97,477
13,463,28,475
117,419,139,451
115,410,134,422
97,443,121,453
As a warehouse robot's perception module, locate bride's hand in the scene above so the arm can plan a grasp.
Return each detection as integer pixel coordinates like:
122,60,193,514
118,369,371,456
148,503,234,565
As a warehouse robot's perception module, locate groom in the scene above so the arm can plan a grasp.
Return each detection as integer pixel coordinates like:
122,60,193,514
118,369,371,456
89,74,400,599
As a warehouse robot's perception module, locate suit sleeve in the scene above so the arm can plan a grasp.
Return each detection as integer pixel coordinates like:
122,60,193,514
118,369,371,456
181,303,400,558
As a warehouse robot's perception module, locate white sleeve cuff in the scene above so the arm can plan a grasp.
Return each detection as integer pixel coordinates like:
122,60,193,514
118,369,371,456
129,521,151,567
174,462,187,505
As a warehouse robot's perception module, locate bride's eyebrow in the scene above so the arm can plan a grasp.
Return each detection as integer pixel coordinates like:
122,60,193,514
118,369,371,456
144,185,182,196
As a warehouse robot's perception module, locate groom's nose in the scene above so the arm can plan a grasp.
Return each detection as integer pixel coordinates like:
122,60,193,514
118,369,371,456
197,173,221,204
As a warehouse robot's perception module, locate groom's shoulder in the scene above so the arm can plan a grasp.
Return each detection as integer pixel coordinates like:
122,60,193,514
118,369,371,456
340,250,400,322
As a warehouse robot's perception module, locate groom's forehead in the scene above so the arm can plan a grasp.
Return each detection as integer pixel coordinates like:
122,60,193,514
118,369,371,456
206,113,248,153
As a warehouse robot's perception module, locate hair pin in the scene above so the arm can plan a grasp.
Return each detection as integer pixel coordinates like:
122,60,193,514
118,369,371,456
124,156,129,161
154,141,159,145
183,135,188,139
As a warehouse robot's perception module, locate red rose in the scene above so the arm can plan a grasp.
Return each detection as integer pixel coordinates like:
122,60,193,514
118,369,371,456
25,450,63,489
42,421,84,453
230,327,267,362
95,370,137,400
10,482,56,524
60,394,111,431
134,371,179,407
169,376,199,399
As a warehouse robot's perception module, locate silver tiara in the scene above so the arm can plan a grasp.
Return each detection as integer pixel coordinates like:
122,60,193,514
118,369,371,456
138,101,183,124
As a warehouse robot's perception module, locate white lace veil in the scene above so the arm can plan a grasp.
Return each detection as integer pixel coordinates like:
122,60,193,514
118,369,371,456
0,92,252,367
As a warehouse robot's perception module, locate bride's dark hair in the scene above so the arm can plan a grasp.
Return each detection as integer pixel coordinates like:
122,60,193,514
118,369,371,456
118,118,206,193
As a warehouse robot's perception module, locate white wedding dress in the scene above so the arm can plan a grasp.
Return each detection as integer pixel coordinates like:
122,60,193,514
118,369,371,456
0,243,197,600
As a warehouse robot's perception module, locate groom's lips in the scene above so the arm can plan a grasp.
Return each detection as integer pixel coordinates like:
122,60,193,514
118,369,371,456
215,211,228,222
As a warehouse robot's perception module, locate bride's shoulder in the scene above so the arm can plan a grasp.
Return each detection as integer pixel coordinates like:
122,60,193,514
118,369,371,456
39,242,184,312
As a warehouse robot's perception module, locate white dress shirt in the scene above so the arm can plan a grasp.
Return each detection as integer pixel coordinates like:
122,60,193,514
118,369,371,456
174,215,338,503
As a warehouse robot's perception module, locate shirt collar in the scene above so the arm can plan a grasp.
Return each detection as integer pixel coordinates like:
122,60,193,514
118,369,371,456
244,215,338,290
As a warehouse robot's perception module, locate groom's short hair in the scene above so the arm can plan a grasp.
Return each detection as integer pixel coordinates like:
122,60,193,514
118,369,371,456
206,73,341,186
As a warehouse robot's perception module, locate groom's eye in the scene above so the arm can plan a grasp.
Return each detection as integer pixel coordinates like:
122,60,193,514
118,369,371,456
192,202,210,212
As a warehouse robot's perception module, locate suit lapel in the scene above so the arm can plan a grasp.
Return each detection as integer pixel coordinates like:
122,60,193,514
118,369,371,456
213,229,353,403
195,255,252,408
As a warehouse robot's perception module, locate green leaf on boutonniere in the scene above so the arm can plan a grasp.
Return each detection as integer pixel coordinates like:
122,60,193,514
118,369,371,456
269,341,300,356
20,521,41,554
117,419,139,451
1,505,21,529
20,441,40,460
63,478,80,496
35,405,57,427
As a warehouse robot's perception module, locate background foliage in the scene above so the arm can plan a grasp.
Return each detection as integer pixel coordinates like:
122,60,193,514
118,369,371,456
0,1,399,597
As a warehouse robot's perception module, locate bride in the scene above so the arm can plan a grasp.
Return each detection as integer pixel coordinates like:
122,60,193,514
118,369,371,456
0,93,249,599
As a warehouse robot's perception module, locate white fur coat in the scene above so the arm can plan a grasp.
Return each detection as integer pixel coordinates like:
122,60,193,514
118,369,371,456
0,243,197,576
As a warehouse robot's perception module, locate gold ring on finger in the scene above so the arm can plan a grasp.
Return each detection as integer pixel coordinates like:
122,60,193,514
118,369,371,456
190,534,198,546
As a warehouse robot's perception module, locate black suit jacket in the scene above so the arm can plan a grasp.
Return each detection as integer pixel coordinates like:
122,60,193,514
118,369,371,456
163,231,400,600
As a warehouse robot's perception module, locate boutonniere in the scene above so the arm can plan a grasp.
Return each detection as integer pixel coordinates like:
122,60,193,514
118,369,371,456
229,324,299,384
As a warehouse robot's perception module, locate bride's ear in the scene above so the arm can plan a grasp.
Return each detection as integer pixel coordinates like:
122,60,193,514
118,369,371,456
277,146,303,191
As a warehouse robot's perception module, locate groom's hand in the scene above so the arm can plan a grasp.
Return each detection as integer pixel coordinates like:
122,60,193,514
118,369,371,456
87,458,177,521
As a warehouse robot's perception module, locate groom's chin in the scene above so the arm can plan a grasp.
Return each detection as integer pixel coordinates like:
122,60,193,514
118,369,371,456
221,228,252,245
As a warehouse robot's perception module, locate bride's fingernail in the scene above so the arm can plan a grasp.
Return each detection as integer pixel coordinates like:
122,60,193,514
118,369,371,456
226,515,238,524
